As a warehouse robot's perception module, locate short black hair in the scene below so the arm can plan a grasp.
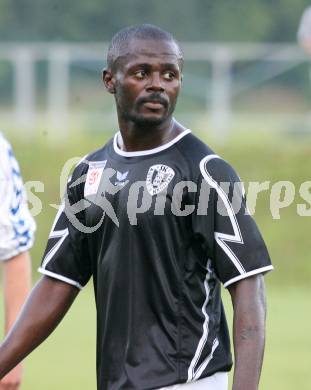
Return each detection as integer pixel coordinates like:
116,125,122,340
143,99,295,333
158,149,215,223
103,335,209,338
107,24,183,70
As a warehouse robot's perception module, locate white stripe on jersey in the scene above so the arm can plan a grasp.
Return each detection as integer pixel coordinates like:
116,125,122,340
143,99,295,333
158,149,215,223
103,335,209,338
41,228,69,269
187,260,219,382
192,338,219,381
199,155,246,275
41,202,69,269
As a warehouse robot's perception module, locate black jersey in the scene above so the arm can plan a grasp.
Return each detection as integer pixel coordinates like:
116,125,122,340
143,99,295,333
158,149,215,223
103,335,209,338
39,130,273,390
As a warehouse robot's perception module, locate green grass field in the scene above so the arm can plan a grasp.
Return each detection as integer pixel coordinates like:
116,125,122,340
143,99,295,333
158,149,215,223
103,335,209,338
0,127,310,389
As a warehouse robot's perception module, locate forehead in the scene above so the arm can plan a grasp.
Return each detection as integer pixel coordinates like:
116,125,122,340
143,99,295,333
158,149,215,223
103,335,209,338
115,38,181,69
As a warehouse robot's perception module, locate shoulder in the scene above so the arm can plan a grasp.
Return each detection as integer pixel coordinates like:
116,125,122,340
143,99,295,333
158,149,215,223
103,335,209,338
177,132,239,182
175,132,215,178
176,132,215,163
70,138,113,180
0,134,16,177
0,133,11,157
199,154,241,185
67,140,113,203
0,132,9,146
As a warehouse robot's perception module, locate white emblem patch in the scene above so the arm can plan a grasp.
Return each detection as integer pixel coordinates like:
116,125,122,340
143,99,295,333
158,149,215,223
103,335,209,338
115,170,129,187
84,160,107,197
146,164,175,196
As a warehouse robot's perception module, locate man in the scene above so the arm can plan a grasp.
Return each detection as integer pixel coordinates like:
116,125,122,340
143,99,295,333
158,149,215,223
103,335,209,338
0,133,35,390
0,25,273,390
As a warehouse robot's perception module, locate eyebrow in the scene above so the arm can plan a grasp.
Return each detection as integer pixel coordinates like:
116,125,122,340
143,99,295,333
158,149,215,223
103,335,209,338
161,63,180,69
127,62,180,70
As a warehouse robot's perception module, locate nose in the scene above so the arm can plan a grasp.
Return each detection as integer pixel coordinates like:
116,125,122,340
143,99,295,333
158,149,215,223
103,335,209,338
146,72,165,92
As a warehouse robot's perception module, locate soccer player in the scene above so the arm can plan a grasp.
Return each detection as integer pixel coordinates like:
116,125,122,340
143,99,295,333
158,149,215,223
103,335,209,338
0,25,273,390
0,133,35,390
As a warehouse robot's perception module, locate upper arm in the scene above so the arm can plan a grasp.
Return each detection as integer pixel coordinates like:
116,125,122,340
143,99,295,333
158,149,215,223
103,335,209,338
2,251,31,278
38,275,80,301
228,274,266,315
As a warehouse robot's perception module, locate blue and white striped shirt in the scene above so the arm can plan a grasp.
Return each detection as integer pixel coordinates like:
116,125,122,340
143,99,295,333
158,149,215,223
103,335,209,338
0,133,36,261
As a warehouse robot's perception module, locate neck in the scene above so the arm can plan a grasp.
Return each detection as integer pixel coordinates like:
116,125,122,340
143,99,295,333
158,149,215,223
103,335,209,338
117,117,186,152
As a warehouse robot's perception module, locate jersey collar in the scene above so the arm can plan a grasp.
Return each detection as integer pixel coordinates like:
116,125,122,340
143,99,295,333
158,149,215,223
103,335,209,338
113,129,191,157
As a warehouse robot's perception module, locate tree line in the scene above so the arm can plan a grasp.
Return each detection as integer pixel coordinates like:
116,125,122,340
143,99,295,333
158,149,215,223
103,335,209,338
0,0,309,42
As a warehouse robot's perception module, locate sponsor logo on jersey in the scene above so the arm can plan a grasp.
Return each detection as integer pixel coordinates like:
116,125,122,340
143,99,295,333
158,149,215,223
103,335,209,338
115,170,129,186
84,160,107,197
146,164,175,195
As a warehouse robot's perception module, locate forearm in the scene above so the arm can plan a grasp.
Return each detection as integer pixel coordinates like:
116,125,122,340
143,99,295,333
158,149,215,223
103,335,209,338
229,275,266,390
0,276,78,378
3,252,31,333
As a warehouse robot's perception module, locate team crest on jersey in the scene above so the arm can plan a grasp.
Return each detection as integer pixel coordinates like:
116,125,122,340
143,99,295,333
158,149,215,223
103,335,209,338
84,160,107,197
146,164,175,196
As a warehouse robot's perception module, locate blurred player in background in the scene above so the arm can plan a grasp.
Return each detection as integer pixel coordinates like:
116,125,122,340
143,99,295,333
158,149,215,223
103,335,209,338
0,133,35,390
0,25,272,390
297,6,311,126
298,6,311,54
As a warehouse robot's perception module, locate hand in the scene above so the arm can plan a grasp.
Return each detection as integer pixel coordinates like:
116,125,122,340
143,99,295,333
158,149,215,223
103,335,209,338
0,364,23,390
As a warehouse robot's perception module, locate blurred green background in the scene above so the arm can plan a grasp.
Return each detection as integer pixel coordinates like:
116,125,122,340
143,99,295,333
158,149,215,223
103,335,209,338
0,0,308,42
1,0,311,389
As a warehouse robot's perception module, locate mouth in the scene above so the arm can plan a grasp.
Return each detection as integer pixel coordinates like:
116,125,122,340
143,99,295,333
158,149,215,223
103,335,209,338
143,101,165,110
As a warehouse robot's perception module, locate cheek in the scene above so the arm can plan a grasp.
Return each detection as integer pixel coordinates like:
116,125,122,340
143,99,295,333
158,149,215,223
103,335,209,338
167,84,181,102
117,81,140,102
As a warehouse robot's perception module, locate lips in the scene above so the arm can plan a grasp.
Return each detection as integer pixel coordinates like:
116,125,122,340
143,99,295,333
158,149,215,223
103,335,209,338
143,101,164,109
139,96,168,109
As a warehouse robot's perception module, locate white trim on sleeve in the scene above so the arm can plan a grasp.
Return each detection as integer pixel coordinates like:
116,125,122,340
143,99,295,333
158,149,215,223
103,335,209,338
223,265,274,288
38,267,83,290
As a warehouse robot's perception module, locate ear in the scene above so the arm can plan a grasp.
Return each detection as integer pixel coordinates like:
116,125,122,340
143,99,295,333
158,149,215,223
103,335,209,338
102,68,116,94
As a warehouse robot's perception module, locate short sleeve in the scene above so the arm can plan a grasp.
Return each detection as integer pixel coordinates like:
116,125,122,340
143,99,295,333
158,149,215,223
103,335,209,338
0,134,36,261
197,154,273,288
38,166,92,289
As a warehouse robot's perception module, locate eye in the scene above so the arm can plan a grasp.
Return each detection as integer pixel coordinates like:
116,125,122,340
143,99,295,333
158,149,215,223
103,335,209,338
134,70,147,79
163,71,176,81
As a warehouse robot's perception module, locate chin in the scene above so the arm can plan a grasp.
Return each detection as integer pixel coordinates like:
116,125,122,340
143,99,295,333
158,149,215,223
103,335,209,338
132,113,167,126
